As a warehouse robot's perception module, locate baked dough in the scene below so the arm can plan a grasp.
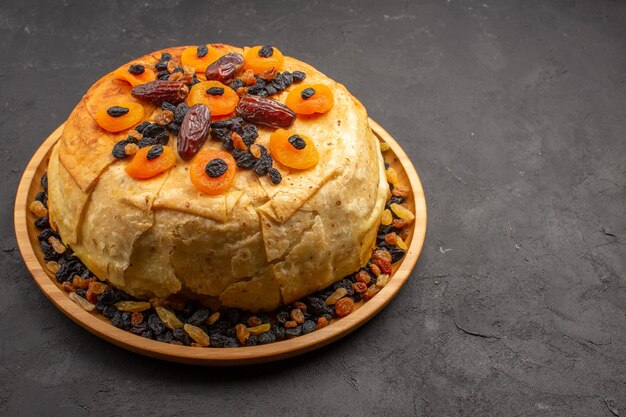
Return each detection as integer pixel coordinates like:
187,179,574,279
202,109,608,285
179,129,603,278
48,45,388,311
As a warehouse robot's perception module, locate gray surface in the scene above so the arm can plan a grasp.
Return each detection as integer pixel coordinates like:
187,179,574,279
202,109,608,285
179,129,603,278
0,1,624,416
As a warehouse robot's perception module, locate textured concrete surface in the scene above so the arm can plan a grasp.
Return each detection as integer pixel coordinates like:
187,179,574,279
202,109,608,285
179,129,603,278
1,1,625,416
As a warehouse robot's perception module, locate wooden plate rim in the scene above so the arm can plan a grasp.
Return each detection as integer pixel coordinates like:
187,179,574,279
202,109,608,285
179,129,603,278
14,119,427,366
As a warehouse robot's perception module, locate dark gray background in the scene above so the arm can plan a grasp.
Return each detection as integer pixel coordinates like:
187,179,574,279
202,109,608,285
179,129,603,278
1,1,624,416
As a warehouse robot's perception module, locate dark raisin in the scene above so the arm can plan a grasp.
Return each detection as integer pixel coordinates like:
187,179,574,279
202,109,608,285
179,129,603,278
172,67,184,74
40,241,59,261
253,146,272,176
39,175,48,195
265,85,277,96
106,106,129,117
102,305,117,318
236,152,256,169
155,53,172,70
255,331,276,345
273,324,286,341
282,72,294,86
130,322,149,335
142,123,165,138
173,328,193,346
210,117,243,130
157,70,170,80
128,64,145,75
166,122,180,135
224,309,240,325
112,311,132,330
182,300,198,318
34,191,47,205
246,335,259,346
302,320,316,334
112,138,137,159
135,121,150,133
205,158,228,178
148,313,167,335
285,325,303,339
146,144,163,160
301,88,315,99
385,195,406,210
75,289,87,299
35,216,50,229
141,330,154,339
210,127,230,141
268,168,282,184
241,124,258,146
246,83,266,95
187,308,211,326
276,311,290,324
221,135,234,151
162,102,176,112
37,228,59,242
97,289,131,305
292,71,306,82
197,44,208,57
174,103,190,124
231,78,245,92
258,45,274,57
288,135,306,150
304,297,328,316
156,330,173,343
206,87,224,96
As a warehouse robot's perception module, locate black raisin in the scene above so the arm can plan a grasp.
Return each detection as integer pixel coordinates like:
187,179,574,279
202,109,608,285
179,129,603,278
224,309,240,325
172,67,184,74
75,289,87,299
210,127,230,141
156,330,173,343
182,300,198,318
236,152,257,169
173,328,192,346
130,322,149,335
292,71,306,82
282,71,294,86
106,106,129,117
34,191,47,205
40,241,59,261
112,138,137,159
268,168,282,184
276,311,290,324
205,158,228,178
146,144,164,160
288,135,306,150
273,324,286,341
41,173,48,192
285,325,303,339
174,103,190,123
253,147,272,176
141,330,154,339
265,85,277,96
135,121,150,133
300,88,315,99
197,44,208,58
258,45,274,57
102,306,118,318
157,70,170,79
230,79,245,91
162,102,176,112
257,331,276,345
37,228,59,242
247,83,265,95
112,311,132,330
187,308,211,326
304,297,328,316
241,124,258,145
246,335,259,346
205,87,224,96
148,313,167,335
210,117,243,130
302,320,316,334
128,64,145,75
166,122,180,135
142,123,166,139
35,216,50,229
221,135,234,151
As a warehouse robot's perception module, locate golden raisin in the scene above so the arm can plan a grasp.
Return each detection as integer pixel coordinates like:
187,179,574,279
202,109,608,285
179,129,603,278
48,236,66,254
385,166,399,187
72,275,91,289
88,281,108,295
128,130,143,140
376,274,391,288
207,311,220,325
46,261,61,274
325,287,347,305
149,297,170,308
379,141,390,152
368,264,381,277
115,301,152,312
380,209,393,226
290,308,305,324
334,297,354,317
248,323,271,335
184,323,210,347
249,143,262,158
29,200,48,218
231,131,247,150
396,236,408,251
69,291,95,311
392,185,409,197
124,143,139,156
235,323,249,345
241,69,256,86
355,270,371,285
85,289,98,304
390,203,415,222
258,67,277,81
155,306,183,330
316,316,329,330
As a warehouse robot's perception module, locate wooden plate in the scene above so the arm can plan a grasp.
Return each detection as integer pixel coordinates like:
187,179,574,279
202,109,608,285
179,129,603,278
14,118,427,366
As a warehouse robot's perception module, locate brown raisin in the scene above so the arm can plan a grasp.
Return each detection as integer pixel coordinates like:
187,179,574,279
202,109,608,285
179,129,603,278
335,297,354,317
352,282,368,293
247,316,262,327
235,323,249,345
372,249,393,275
290,308,305,324
316,316,329,330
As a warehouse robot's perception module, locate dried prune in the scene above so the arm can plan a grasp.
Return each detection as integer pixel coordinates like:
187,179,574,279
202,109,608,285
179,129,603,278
235,95,295,128
107,106,129,117
131,80,189,104
204,52,244,84
178,104,211,160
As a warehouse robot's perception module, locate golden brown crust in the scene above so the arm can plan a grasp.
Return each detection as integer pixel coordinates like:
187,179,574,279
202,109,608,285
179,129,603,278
48,45,387,311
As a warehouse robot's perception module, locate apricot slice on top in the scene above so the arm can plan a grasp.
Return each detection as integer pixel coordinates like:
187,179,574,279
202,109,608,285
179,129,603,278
285,84,334,115
113,64,156,87
185,81,239,116
243,45,284,75
125,145,176,179
269,128,319,170
190,149,236,195
181,45,224,74
95,102,144,132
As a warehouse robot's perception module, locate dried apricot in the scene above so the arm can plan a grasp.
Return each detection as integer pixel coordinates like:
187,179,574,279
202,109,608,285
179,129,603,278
113,63,156,87
189,149,236,195
243,45,284,74
285,84,334,115
181,44,224,74
186,80,239,116
125,145,176,180
269,129,319,170
335,297,354,317
95,102,144,133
